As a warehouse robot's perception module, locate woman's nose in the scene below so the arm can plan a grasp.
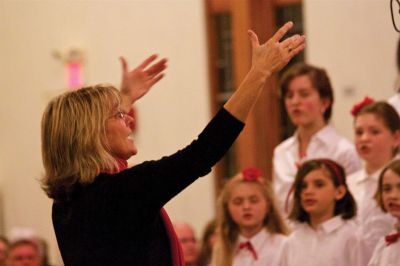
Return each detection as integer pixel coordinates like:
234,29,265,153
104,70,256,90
289,94,301,106
124,114,135,130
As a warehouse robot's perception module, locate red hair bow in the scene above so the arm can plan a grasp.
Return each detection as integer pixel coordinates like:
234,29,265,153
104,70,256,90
385,232,400,246
350,96,374,116
242,167,263,181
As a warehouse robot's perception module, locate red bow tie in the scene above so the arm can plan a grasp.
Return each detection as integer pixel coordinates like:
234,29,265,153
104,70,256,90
238,241,258,260
385,232,400,246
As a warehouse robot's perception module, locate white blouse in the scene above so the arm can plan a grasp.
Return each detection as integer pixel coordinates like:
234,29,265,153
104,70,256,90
347,169,396,262
274,216,367,266
233,229,286,266
368,229,400,266
273,125,361,214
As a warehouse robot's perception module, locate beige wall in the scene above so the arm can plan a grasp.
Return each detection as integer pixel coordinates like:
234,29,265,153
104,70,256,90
0,0,212,264
0,0,398,264
304,0,399,140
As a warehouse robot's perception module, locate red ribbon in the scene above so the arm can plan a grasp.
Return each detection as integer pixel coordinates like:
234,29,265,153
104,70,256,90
242,167,263,181
238,241,258,260
385,232,400,246
350,96,374,116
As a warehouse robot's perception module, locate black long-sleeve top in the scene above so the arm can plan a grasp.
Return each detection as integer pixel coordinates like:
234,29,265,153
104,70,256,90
52,108,244,266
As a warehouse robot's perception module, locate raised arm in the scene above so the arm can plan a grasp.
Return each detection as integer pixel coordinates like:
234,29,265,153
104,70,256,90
119,55,167,112
224,21,305,122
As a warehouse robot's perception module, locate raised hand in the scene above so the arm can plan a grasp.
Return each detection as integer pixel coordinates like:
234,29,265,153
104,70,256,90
119,55,167,108
248,21,305,76
223,22,305,122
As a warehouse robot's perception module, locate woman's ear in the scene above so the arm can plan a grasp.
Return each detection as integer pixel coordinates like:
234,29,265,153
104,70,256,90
320,98,331,114
392,129,400,149
334,185,346,201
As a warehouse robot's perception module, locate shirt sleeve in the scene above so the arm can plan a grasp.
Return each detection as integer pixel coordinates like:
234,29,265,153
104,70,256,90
272,144,296,214
272,237,289,266
345,228,369,266
367,237,385,266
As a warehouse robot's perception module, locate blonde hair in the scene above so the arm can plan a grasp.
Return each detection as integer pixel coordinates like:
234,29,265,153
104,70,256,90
212,172,288,266
41,85,121,201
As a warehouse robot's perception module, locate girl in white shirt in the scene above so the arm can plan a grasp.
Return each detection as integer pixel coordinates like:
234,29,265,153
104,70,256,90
347,99,400,260
276,159,366,266
369,159,400,266
273,63,361,214
211,167,288,266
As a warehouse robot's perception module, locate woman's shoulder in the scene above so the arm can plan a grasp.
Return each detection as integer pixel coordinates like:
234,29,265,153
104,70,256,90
318,125,353,147
268,231,288,243
285,222,311,238
274,135,297,154
340,217,359,231
338,218,365,244
347,169,365,184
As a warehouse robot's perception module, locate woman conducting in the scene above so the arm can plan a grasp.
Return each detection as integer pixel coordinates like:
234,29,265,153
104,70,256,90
41,22,305,266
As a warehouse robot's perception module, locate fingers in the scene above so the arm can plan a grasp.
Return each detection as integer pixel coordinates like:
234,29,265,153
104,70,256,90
119,56,128,73
280,34,305,54
289,43,306,57
271,21,293,42
248,30,260,49
280,35,298,49
287,35,306,54
146,58,167,76
148,73,165,86
138,54,158,69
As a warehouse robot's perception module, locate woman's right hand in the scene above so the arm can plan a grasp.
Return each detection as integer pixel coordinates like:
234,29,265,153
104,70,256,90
248,21,305,77
223,22,305,122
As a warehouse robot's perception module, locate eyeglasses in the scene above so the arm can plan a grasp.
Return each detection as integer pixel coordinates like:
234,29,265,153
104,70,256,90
108,110,126,120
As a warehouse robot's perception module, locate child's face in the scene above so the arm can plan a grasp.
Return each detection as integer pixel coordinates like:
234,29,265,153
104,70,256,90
284,75,329,128
382,169,400,220
300,168,345,220
228,182,268,233
354,113,399,164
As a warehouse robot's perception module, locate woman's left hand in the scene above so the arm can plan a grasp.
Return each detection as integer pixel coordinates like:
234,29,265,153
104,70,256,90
120,55,167,110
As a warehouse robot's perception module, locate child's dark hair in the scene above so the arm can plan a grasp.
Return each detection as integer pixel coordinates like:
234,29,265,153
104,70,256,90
375,159,400,212
355,101,400,133
280,63,334,122
355,101,400,155
288,159,356,223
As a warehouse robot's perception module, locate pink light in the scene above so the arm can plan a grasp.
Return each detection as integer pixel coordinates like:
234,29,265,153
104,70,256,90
66,62,83,89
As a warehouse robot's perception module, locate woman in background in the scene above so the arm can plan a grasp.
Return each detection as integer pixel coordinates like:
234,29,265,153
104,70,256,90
273,63,360,214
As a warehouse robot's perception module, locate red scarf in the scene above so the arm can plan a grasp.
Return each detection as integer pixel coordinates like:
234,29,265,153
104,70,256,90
160,208,185,266
105,158,184,266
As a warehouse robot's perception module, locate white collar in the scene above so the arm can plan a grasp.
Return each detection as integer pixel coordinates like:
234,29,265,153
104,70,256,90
354,168,382,184
237,228,269,251
318,215,345,234
288,124,336,149
295,216,345,234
